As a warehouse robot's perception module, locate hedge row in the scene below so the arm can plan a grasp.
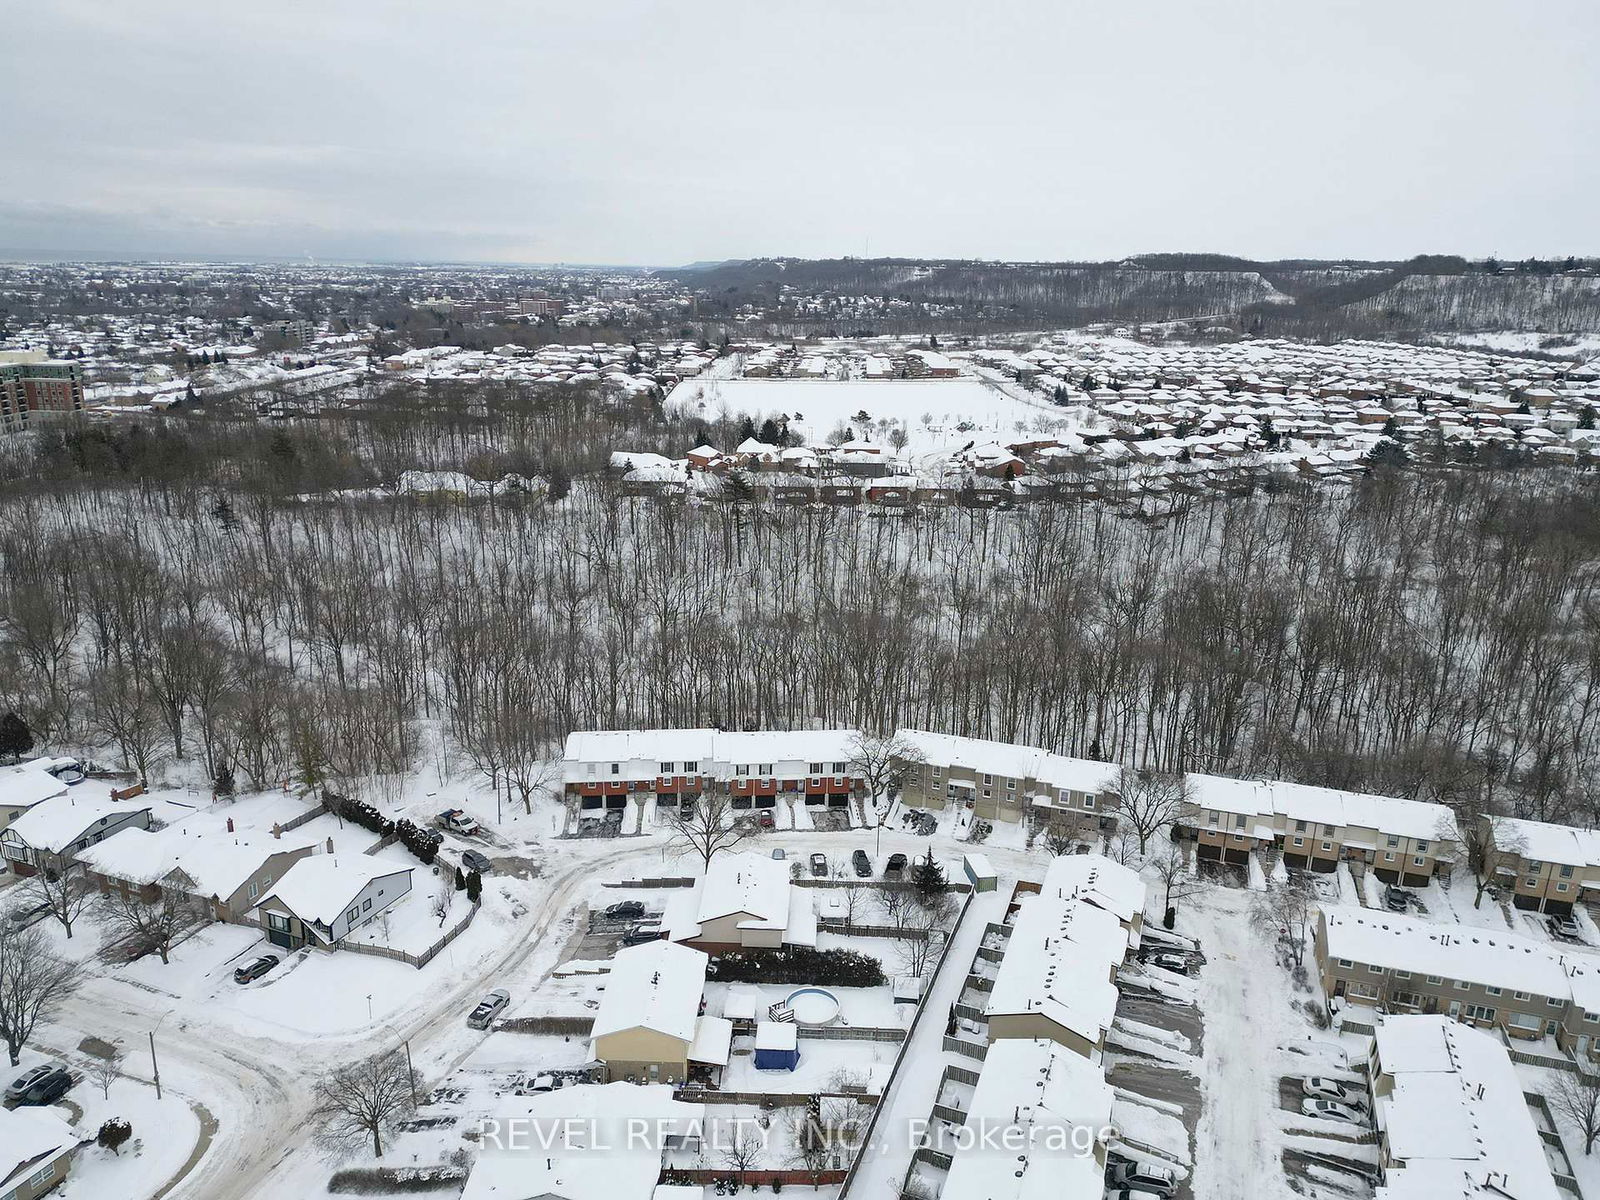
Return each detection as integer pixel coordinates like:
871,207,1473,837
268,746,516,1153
707,946,885,987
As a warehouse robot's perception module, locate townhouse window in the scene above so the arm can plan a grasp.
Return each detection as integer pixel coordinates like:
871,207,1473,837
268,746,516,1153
931,766,942,778
1384,852,1395,862
1390,990,1422,1009
684,761,699,773
1005,778,1015,791
1394,970,1411,979
1367,965,1383,975
346,906,360,923
808,762,823,774
1293,837,1304,846
659,762,675,774
1514,991,1530,1001
1337,959,1353,968
1528,860,1542,871
1322,842,1333,852
363,898,372,912
1586,1012,1600,1024
1386,835,1398,848
736,764,749,775
758,763,772,775
29,1164,56,1187
1234,814,1247,830
1550,996,1567,1007
831,762,846,773
1084,796,1096,810
1562,864,1575,878
1416,841,1428,852
1463,1004,1496,1023
1526,877,1540,889
983,788,992,799
983,773,993,786
1295,820,1307,833
586,765,596,780
609,763,619,776
1486,986,1502,996
1453,980,1470,991
1557,882,1569,893
1426,975,1442,985
1413,856,1425,867
248,882,259,900
1209,810,1220,825
1059,789,1072,806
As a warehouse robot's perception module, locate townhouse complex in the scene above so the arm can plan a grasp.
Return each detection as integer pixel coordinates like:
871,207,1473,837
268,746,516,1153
1316,905,1600,1064
1368,1014,1560,1200
560,728,865,814
895,729,1119,831
1177,774,1459,886
1485,816,1600,917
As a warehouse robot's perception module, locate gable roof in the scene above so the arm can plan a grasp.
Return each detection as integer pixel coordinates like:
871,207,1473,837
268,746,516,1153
256,856,412,927
0,765,68,813
694,852,790,928
2,794,148,854
0,1107,76,1192
591,940,708,1044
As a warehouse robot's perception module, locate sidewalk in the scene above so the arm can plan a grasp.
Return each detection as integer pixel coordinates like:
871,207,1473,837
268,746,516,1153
843,884,1010,1200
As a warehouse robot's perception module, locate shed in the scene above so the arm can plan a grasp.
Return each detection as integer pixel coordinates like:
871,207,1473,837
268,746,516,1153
962,853,997,893
753,1021,800,1071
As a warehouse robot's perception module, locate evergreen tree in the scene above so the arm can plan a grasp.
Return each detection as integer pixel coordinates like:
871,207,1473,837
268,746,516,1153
911,852,947,901
455,867,467,892
0,713,33,763
737,417,758,444
757,418,783,445
1580,406,1596,431
465,870,483,904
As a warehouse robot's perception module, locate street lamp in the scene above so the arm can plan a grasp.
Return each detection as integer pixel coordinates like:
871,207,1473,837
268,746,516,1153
149,1010,174,1100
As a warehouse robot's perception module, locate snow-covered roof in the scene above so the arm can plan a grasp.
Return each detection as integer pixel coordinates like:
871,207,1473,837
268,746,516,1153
693,852,791,928
987,892,1124,1053
463,1083,700,1200
562,729,719,777
688,1015,733,1066
256,856,411,927
0,765,67,812
754,1021,797,1051
3,793,148,854
1372,1015,1560,1200
1319,906,1573,1001
78,821,317,899
941,1037,1114,1200
1187,774,1459,844
0,1107,76,1193
897,730,1117,795
1495,817,1600,869
591,940,708,1044
1040,854,1147,935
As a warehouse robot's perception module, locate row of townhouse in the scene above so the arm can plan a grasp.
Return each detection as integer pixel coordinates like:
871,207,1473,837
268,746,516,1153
561,728,865,813
1368,1014,1560,1200
1176,774,1459,886
1315,904,1600,1065
1484,816,1600,916
893,729,1120,833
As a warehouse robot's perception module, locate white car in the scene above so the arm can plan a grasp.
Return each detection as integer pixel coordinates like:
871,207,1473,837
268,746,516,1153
1302,1097,1366,1124
1547,914,1582,940
1302,1076,1361,1103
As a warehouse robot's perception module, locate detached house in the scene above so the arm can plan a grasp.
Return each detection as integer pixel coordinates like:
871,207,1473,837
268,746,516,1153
0,1108,78,1200
667,851,817,951
0,765,67,830
253,856,413,951
591,940,710,1084
0,794,153,876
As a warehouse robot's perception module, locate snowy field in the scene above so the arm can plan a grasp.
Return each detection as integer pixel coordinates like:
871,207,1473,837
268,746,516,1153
665,377,1074,457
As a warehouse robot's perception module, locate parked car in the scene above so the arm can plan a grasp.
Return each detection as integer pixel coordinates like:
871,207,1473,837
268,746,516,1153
233,953,281,984
437,808,481,836
461,849,492,874
621,924,663,945
1383,886,1414,912
6,902,52,928
1301,1098,1366,1124
852,849,873,877
605,900,645,921
771,848,786,861
1105,1190,1168,1200
1144,952,1190,974
1105,1157,1178,1195
12,1067,72,1107
754,811,775,829
809,853,828,877
1548,914,1583,940
1302,1076,1362,1103
884,852,909,880
5,1064,63,1102
467,988,510,1030
530,1074,556,1092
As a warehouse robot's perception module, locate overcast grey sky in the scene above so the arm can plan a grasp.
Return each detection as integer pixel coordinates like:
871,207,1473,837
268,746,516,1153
2,0,1595,265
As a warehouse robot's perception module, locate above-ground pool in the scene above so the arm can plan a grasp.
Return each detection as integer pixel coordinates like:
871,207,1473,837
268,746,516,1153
786,987,842,1026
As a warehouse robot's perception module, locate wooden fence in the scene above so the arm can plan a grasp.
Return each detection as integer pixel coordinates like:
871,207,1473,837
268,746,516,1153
798,1025,906,1044
661,1167,848,1187
495,1015,596,1037
338,901,478,969
818,918,931,940
604,877,696,889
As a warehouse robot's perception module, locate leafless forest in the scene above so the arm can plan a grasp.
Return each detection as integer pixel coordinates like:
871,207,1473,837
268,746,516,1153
3,395,1599,827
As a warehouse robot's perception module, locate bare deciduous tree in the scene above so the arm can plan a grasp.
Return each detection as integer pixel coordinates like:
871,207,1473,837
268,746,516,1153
661,794,759,871
90,1050,121,1099
1552,1070,1600,1155
311,1050,415,1158
1113,768,1190,856
1251,876,1317,969
21,863,94,940
847,733,923,826
0,923,81,1066
431,884,453,928
1151,849,1199,923
97,886,201,964
1457,809,1527,909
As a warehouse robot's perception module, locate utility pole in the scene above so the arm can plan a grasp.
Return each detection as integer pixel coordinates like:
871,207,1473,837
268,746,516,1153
149,1031,161,1100
404,1038,417,1108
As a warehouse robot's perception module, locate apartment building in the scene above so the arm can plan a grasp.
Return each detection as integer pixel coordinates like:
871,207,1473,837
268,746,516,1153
0,351,85,433
1487,816,1600,916
560,728,863,813
895,729,1118,829
1314,905,1600,1058
1368,1015,1559,1200
1180,774,1458,885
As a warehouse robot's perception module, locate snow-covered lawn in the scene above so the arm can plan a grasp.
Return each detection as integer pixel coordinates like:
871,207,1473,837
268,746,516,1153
56,1074,200,1200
